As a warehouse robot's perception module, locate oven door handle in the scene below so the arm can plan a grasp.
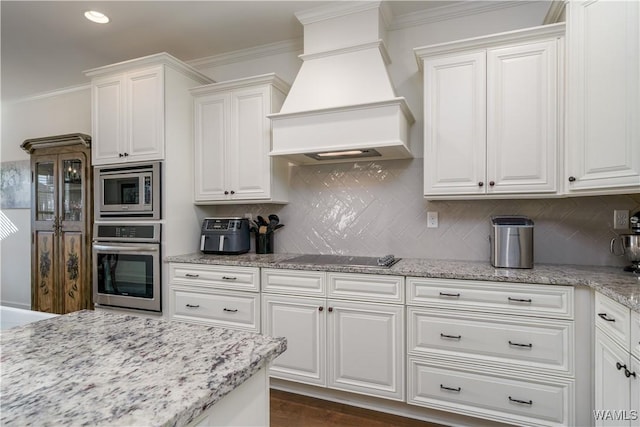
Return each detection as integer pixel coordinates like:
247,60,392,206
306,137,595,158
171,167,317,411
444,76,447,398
93,244,159,252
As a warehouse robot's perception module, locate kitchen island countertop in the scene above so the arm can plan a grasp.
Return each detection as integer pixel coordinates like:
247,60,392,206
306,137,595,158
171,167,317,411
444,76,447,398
0,310,286,426
166,252,640,313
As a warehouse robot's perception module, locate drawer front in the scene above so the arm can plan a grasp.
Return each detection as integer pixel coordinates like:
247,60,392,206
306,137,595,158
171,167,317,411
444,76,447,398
407,278,574,319
171,287,259,332
327,273,404,303
408,357,573,426
262,269,326,296
170,263,259,291
595,292,631,349
408,308,573,375
632,311,640,360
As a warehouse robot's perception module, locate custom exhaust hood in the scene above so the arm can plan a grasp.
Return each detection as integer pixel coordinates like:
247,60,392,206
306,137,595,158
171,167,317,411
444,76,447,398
268,1,415,164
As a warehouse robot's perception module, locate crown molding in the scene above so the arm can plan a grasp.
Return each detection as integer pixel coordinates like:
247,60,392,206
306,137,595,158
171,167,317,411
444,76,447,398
389,1,536,31
295,1,382,25
4,83,90,105
543,0,566,24
187,39,303,70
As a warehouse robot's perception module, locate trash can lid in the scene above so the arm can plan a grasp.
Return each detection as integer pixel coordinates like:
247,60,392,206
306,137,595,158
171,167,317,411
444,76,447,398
491,216,534,226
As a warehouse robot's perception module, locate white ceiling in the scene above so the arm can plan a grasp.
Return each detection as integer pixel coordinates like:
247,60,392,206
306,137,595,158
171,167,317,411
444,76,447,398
1,0,463,102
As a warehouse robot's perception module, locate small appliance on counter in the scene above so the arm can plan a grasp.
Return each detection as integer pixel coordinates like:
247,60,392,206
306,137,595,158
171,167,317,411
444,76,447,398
610,210,640,273
490,216,534,269
200,217,250,254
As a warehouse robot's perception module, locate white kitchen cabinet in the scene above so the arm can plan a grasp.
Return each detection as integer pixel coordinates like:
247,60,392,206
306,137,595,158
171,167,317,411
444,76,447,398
415,24,564,199
261,269,405,401
191,74,290,204
406,277,576,426
168,263,261,332
594,293,640,427
565,0,640,195
86,53,211,165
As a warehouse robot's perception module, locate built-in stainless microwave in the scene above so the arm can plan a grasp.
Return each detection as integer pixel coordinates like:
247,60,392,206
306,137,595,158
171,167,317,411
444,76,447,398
95,162,161,219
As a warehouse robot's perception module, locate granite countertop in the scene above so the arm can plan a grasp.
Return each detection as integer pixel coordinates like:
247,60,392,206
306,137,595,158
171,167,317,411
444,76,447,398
0,310,286,427
166,252,640,313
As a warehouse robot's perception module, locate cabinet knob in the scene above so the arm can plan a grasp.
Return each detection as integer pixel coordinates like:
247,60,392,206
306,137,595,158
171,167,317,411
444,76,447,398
478,182,484,187
119,153,124,158
224,191,229,195
489,181,495,187
123,153,129,157
318,306,324,312
328,307,333,312
230,190,235,195
568,176,576,182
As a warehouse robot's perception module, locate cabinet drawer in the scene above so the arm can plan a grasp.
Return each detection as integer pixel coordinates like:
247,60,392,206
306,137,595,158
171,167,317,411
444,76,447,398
170,263,259,291
408,357,573,426
632,311,640,361
595,292,631,349
171,287,260,332
407,278,573,319
408,308,573,375
328,273,404,303
261,269,326,296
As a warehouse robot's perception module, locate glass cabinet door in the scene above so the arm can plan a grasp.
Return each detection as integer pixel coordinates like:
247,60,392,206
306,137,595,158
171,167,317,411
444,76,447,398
35,161,55,221
62,158,83,222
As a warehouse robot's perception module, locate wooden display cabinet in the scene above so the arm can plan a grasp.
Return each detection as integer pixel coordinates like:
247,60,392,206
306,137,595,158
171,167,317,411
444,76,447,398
21,133,93,314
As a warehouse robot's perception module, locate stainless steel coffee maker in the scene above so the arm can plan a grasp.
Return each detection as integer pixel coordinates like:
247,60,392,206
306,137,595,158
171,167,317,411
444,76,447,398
610,210,640,273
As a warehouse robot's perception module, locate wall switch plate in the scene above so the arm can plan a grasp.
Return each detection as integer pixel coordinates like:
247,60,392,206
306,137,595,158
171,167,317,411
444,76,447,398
614,209,629,230
427,211,438,228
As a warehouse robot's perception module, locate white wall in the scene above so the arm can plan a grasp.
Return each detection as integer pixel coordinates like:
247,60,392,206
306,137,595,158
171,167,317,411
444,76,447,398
0,87,91,308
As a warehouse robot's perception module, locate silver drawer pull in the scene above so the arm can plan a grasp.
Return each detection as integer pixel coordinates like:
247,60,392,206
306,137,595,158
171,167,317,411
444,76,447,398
440,333,462,340
222,276,237,281
440,384,461,392
223,308,238,313
186,304,200,308
185,273,200,278
509,396,532,405
598,312,616,322
439,292,460,298
508,297,532,304
509,340,533,348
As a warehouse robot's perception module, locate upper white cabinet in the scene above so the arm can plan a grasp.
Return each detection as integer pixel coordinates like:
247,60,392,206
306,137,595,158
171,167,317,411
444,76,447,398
415,24,564,199
85,53,212,165
566,0,640,195
191,74,290,204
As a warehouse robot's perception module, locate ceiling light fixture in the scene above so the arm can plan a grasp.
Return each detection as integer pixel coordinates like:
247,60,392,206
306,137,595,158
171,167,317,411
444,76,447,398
84,10,109,24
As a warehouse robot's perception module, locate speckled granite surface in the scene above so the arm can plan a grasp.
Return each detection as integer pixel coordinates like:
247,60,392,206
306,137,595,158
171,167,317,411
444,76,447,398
0,310,286,427
166,253,640,312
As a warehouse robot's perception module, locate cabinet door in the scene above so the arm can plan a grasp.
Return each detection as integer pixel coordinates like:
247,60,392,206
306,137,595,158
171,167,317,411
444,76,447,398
423,51,486,196
125,66,165,162
261,294,326,386
194,92,229,201
327,300,405,400
632,356,640,427
566,0,640,193
92,75,124,165
595,329,632,427
228,86,271,200
487,40,558,194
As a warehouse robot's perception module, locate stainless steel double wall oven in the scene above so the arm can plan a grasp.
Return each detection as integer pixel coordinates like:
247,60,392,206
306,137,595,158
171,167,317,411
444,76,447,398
92,161,162,312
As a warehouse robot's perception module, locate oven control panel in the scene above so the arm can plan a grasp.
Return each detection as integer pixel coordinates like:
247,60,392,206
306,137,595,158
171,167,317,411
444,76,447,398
94,222,160,243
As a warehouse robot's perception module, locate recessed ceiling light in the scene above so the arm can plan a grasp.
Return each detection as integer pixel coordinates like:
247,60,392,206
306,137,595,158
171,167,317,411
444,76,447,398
84,10,109,24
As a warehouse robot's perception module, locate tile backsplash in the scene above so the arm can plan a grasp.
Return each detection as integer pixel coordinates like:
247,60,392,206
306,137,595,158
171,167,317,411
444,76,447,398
212,159,640,267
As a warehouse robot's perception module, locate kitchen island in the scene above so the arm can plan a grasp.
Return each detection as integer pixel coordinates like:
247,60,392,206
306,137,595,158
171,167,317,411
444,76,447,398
0,310,286,426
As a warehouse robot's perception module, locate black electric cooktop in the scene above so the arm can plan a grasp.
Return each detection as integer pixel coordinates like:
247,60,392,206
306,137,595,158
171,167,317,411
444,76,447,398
283,254,400,268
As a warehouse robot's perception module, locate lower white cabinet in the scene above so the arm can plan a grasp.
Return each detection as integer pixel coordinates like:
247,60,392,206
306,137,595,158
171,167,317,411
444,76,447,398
168,263,261,332
594,293,640,427
261,269,405,401
406,277,576,426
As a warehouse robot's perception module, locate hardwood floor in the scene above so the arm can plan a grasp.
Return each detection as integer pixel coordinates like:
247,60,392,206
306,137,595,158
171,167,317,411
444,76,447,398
270,390,442,427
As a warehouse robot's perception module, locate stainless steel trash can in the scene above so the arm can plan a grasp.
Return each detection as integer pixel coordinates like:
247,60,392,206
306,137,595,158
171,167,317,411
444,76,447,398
490,216,534,268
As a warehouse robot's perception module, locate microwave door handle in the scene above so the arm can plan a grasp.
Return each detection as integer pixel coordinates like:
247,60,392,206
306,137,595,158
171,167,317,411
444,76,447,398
200,235,206,251
219,236,225,252
93,245,159,252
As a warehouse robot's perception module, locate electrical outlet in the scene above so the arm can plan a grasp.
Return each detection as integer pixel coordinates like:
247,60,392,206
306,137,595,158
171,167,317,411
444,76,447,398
427,211,438,228
614,209,629,230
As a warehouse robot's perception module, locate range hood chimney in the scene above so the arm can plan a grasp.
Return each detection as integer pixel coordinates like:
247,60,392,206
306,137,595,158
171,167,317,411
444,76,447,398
268,1,414,164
